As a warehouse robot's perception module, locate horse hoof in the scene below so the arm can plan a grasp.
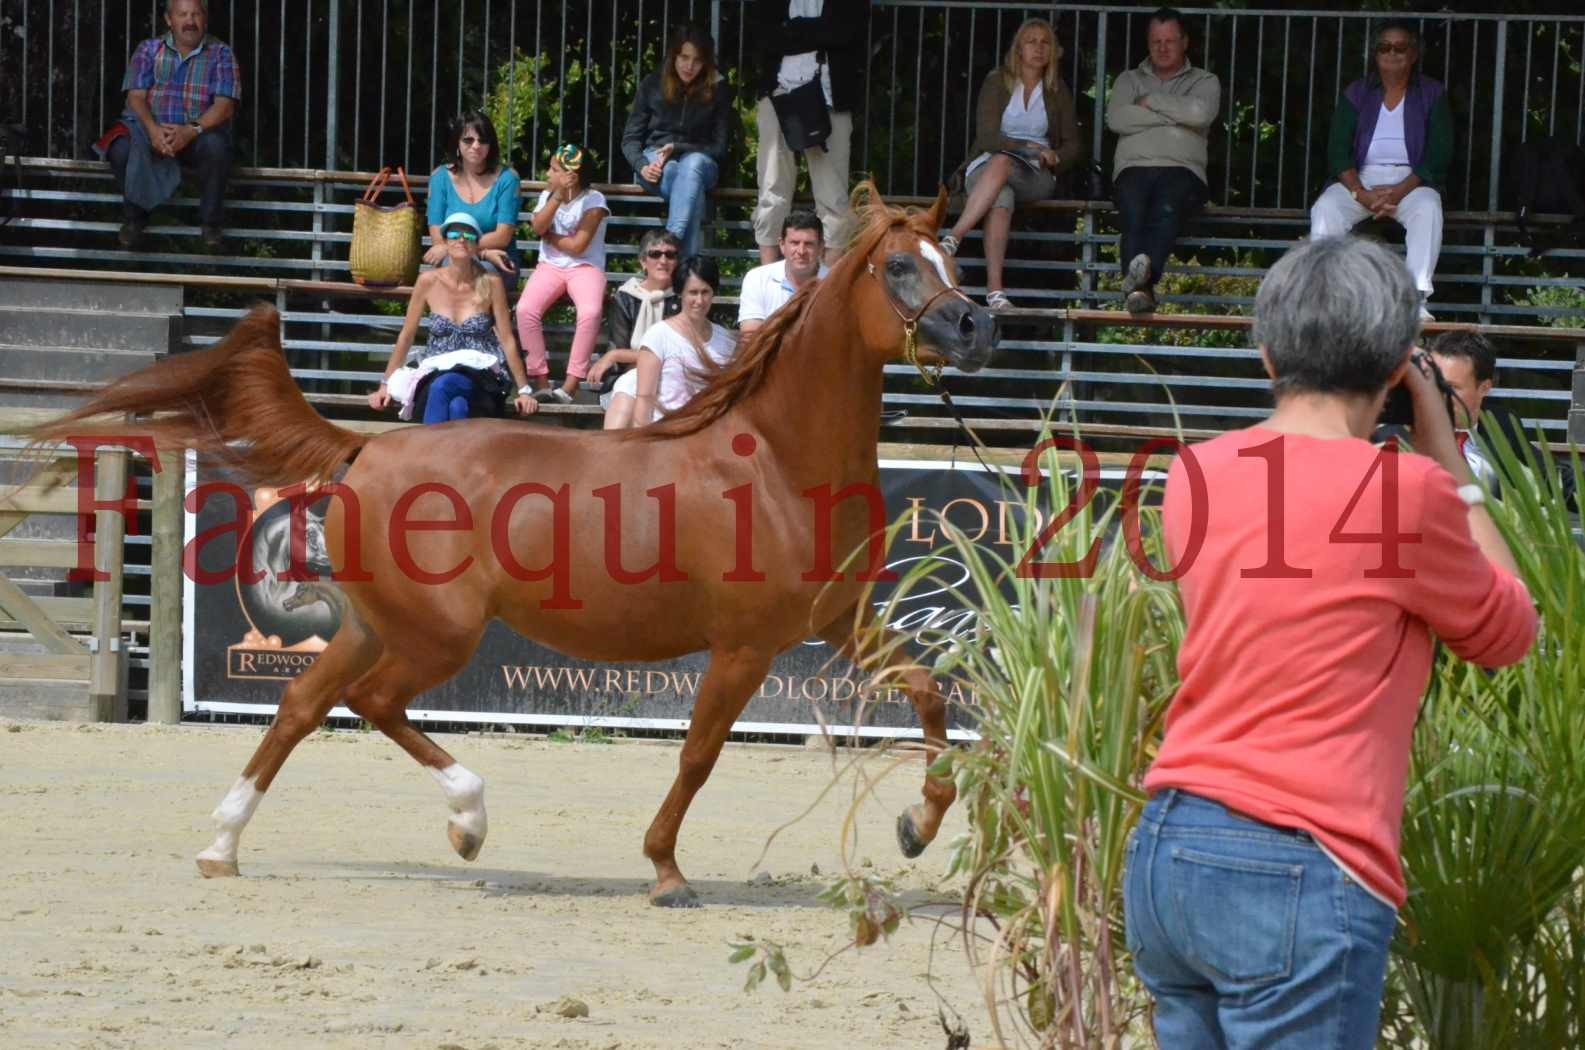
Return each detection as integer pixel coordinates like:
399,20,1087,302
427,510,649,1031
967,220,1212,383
650,884,702,909
447,821,483,862
196,856,240,878
896,811,928,859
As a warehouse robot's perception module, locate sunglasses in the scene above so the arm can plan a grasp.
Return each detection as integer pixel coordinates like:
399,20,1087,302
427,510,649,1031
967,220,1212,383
443,228,480,242
1376,41,1413,55
645,249,679,260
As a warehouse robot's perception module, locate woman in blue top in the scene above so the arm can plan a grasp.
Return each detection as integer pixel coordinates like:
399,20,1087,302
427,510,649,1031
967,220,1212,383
426,112,523,286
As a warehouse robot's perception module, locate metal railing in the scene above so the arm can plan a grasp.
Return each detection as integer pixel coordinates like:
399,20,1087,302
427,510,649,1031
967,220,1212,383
6,3,1584,211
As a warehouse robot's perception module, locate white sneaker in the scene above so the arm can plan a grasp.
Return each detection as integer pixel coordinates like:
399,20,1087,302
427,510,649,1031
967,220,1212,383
986,289,1013,311
939,233,960,257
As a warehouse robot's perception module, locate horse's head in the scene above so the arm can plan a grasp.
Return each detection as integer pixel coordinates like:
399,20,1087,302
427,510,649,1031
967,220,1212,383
847,183,996,379
282,583,327,613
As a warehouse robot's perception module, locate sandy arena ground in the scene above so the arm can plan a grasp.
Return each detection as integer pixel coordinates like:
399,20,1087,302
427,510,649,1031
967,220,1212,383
0,720,984,1050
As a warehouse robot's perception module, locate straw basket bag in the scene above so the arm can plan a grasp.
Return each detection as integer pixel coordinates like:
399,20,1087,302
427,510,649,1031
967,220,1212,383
349,166,421,287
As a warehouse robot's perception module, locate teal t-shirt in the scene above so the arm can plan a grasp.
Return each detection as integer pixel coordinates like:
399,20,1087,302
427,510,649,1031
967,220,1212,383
426,166,523,272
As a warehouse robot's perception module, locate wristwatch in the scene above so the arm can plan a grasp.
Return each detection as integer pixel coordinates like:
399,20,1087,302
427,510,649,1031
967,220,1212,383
190,121,203,135
1456,483,1485,507
517,384,534,396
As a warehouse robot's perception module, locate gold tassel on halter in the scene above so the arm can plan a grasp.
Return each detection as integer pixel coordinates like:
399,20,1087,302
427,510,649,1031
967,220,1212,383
902,321,943,386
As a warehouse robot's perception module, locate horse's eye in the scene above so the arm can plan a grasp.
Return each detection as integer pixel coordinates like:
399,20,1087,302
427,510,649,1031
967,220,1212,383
886,257,909,277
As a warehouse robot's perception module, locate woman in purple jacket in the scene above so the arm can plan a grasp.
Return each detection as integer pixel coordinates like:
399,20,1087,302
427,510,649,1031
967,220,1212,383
1309,18,1453,321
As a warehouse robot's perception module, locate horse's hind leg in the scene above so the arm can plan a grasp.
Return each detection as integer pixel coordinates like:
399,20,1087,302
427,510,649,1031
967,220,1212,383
817,608,958,860
341,640,487,861
195,603,382,877
643,646,775,908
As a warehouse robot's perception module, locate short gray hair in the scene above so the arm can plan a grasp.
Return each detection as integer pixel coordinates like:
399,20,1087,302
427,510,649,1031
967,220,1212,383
637,227,681,257
167,0,207,14
1253,236,1419,398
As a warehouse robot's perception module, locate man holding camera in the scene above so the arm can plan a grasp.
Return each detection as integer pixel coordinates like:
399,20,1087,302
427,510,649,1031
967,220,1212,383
1377,330,1576,508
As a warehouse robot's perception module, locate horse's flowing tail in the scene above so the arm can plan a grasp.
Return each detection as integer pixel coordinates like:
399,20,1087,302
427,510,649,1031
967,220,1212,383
23,304,366,486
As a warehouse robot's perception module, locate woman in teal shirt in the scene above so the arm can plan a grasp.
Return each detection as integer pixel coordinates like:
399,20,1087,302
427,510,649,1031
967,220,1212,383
426,112,523,286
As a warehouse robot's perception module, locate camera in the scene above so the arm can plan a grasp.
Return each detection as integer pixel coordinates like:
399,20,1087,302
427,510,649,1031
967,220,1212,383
1379,350,1455,426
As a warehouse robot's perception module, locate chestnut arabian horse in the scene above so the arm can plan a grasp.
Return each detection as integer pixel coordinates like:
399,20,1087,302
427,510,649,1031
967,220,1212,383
29,185,996,907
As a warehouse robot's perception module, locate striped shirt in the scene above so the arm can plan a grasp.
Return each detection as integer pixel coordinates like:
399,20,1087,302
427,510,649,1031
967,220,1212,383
123,33,241,125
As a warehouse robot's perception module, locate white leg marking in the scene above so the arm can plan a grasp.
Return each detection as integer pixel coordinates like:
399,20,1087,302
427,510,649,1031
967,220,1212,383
196,776,263,866
919,238,956,288
430,763,487,844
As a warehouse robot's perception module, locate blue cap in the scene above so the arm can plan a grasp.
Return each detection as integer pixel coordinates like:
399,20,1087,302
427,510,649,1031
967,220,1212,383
440,212,482,235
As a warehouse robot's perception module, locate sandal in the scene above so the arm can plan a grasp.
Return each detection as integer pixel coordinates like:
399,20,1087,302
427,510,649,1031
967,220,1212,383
939,233,960,257
986,289,1013,312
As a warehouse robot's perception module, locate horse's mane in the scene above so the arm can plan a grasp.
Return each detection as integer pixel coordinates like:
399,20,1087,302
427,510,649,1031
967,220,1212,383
643,182,941,440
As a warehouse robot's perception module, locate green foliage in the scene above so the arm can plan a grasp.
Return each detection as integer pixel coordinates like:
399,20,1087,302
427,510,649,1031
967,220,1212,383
1378,426,1585,1049
728,936,792,993
545,728,575,744
815,872,904,950
1511,283,1585,329
1086,239,1261,350
484,51,602,172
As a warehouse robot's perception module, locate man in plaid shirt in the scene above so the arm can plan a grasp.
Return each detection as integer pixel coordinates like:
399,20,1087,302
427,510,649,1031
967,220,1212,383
95,0,240,250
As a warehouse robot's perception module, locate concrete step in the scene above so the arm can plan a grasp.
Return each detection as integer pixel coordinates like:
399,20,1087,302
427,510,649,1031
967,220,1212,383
0,308,178,354
0,344,159,384
0,277,184,316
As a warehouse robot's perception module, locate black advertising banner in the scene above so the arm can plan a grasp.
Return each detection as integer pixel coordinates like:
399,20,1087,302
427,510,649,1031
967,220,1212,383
183,458,1056,739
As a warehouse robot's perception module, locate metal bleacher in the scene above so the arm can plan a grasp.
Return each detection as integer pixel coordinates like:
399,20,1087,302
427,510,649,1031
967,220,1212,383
2,155,1583,448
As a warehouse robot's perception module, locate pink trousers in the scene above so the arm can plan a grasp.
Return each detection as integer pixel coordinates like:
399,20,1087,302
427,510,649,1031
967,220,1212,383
515,262,605,379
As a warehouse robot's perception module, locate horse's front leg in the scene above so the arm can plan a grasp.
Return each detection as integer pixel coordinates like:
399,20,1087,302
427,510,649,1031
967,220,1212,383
817,610,958,859
642,645,774,908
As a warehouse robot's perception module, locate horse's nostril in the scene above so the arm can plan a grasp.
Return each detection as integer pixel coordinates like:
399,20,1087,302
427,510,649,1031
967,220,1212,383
957,311,976,338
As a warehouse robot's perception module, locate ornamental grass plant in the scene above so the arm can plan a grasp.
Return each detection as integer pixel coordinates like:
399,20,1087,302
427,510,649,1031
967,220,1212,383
854,431,1185,1047
768,421,1584,1050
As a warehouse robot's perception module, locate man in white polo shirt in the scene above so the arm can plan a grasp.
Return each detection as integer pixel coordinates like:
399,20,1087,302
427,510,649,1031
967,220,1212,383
737,211,828,336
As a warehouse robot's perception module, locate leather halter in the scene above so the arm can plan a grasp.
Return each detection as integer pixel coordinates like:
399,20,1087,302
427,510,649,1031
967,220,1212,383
866,255,977,387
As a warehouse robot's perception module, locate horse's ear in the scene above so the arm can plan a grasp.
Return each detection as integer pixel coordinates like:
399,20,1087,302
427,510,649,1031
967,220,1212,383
925,185,949,234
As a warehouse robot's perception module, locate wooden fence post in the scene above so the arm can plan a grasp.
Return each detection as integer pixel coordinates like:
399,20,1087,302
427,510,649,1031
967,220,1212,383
148,453,183,724
87,448,127,722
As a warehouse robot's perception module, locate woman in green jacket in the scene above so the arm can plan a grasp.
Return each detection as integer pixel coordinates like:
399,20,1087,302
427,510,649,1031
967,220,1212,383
1309,18,1453,321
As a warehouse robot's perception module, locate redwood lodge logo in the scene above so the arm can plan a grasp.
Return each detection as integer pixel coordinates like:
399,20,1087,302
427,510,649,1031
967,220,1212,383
226,486,341,680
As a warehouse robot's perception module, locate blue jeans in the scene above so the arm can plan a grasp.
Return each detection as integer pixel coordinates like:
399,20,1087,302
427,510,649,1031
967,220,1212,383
422,371,477,424
641,149,718,261
106,124,234,226
1123,790,1397,1050
1112,166,1207,292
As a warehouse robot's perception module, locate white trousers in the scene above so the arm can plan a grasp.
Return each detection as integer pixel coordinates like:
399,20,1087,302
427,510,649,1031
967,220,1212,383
1309,166,1444,298
752,97,853,248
